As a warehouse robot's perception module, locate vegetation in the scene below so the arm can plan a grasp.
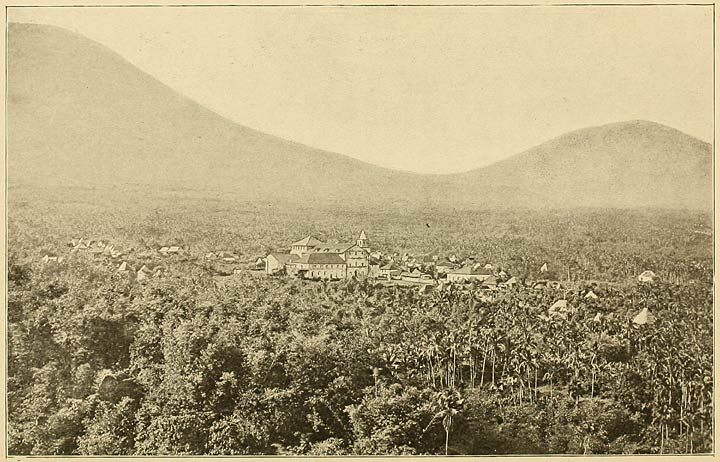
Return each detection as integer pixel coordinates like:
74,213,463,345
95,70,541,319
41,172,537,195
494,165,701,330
7,186,713,455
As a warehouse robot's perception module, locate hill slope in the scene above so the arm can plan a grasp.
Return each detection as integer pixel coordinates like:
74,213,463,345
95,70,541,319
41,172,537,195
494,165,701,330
8,23,713,210
437,120,713,209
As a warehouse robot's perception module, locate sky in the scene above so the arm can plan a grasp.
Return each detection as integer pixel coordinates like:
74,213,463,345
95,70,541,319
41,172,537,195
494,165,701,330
8,5,714,174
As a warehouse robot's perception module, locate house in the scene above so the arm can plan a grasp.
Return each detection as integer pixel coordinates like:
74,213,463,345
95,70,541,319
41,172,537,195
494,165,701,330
481,276,498,289
548,299,571,319
117,262,136,280
295,252,348,279
265,253,296,275
436,260,455,274
584,290,598,300
638,270,656,283
540,263,548,273
483,263,494,270
401,268,425,282
446,264,493,283
254,257,266,270
632,307,656,325
168,246,182,254
136,264,154,281
41,254,60,264
290,236,325,257
379,263,402,279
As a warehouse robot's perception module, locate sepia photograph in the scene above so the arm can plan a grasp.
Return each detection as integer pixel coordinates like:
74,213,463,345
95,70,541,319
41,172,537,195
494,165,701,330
4,2,715,457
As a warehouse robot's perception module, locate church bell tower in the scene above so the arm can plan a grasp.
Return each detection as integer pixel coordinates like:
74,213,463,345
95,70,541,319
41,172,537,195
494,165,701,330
356,230,368,249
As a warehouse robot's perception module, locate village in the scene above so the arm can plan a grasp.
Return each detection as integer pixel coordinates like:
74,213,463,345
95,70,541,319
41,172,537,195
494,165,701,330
262,230,659,287
39,230,661,294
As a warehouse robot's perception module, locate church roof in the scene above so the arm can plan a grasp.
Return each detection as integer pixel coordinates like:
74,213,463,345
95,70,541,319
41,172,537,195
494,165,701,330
300,253,346,265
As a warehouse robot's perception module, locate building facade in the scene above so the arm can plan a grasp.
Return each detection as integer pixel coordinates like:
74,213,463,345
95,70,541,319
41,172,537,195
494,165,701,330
267,230,372,280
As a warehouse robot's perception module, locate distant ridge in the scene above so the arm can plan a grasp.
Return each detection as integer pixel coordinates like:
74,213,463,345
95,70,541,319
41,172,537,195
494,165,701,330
8,22,713,210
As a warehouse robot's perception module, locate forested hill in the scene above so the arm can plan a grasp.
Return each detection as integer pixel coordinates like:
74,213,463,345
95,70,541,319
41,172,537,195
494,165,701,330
8,22,713,210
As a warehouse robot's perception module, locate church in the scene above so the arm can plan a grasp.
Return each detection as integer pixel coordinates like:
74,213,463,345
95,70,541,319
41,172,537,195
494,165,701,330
267,230,376,280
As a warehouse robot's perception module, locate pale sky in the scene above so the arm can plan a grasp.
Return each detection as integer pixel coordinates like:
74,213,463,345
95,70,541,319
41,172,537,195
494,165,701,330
9,6,714,174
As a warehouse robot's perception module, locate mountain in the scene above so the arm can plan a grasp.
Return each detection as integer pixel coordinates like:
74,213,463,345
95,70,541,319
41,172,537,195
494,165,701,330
436,120,713,209
8,23,713,210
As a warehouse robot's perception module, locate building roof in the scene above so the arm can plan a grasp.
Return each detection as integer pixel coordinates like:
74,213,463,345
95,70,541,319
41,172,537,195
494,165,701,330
633,307,656,325
292,236,324,247
448,264,493,276
482,276,498,286
268,253,296,265
300,252,346,265
358,230,367,240
380,263,401,271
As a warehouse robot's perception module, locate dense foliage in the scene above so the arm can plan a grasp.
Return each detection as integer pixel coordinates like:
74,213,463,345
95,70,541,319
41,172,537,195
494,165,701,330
7,186,713,455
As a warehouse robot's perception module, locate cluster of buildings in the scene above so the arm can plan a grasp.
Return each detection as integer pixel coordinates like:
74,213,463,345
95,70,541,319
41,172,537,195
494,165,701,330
264,230,518,286
266,231,379,280
68,238,126,259
116,261,165,282
264,230,659,289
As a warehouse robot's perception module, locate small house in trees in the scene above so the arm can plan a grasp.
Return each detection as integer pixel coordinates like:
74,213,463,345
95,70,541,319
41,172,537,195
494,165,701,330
117,262,135,280
436,260,455,274
585,290,599,300
401,267,425,282
254,257,266,270
482,276,498,290
379,262,402,279
540,263,548,273
446,264,493,283
638,270,656,283
137,264,154,281
632,307,656,325
548,299,571,318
